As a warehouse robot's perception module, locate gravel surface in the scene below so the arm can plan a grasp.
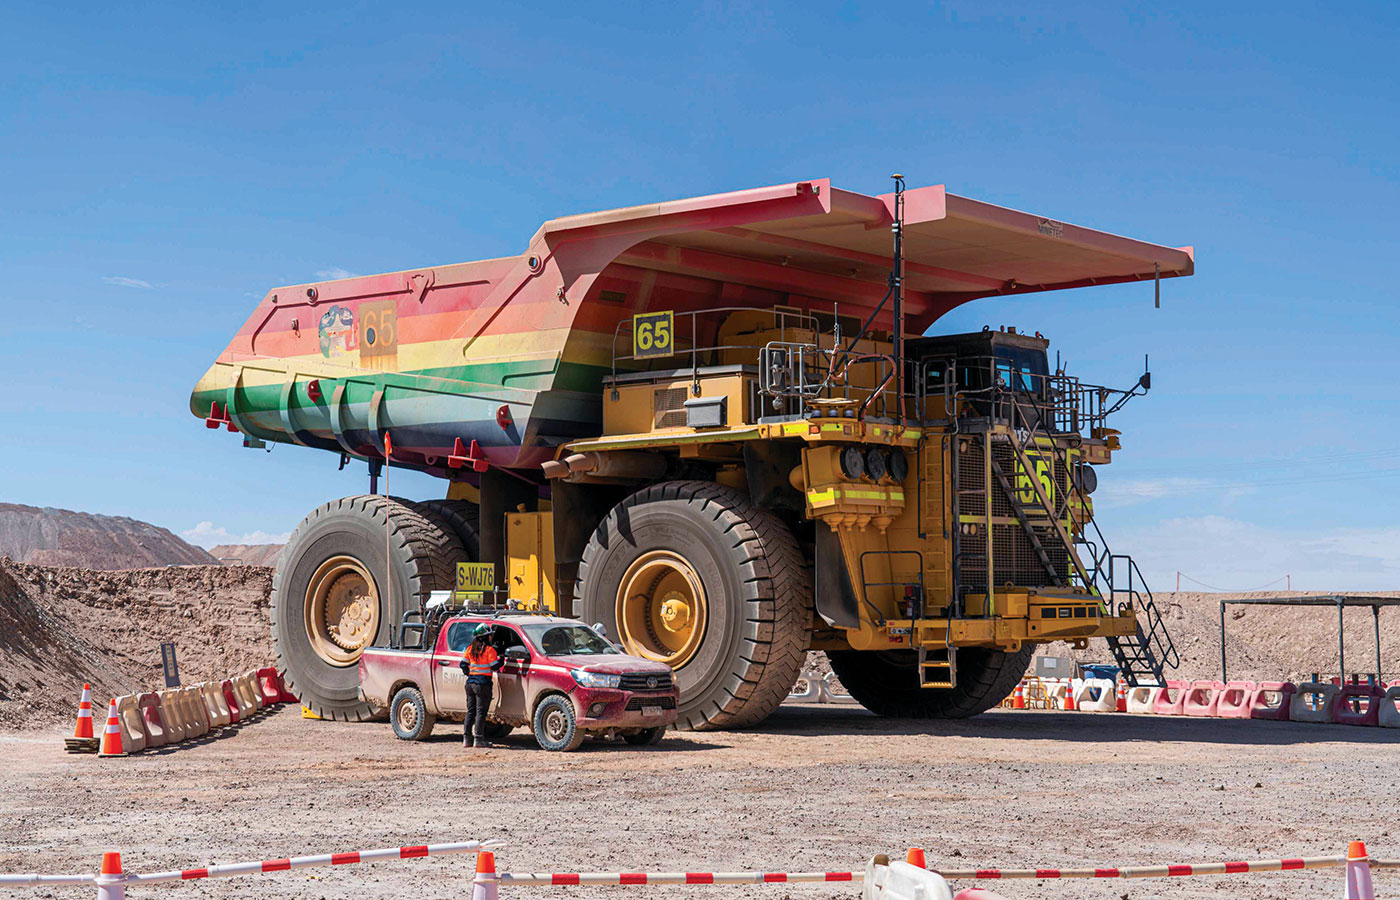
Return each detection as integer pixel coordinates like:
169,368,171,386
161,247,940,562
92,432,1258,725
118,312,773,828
2,704,1395,900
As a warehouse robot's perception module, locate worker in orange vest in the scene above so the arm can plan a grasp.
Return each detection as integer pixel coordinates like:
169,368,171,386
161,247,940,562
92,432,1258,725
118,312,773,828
461,624,503,748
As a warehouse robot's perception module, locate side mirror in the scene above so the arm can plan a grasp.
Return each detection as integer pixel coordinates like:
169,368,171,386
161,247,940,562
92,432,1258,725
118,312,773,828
505,646,530,661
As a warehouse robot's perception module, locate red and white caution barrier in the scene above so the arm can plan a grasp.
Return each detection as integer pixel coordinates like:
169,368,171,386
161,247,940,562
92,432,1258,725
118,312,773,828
501,871,860,885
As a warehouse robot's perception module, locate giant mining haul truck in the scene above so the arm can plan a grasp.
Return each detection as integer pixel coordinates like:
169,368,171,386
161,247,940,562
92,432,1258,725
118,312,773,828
192,177,1190,729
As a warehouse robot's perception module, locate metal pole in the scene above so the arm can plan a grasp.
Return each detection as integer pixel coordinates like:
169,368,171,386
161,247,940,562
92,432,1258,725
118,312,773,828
891,174,905,427
1374,605,1383,683
1337,600,1345,684
1219,600,1227,682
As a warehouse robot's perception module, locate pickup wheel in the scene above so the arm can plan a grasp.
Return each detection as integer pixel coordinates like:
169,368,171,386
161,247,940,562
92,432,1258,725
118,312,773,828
271,496,464,722
623,726,667,746
532,694,585,752
389,686,435,741
826,645,1036,718
576,481,810,731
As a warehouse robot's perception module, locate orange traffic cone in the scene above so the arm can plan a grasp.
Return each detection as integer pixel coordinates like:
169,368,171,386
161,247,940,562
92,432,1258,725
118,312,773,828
65,684,99,753
96,851,126,900
471,850,499,900
1064,683,1077,711
1116,680,1128,712
1013,682,1026,709
98,700,127,758
1343,841,1374,900
906,848,927,868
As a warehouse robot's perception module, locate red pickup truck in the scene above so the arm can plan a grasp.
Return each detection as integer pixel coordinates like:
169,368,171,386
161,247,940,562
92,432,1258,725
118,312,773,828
358,612,679,751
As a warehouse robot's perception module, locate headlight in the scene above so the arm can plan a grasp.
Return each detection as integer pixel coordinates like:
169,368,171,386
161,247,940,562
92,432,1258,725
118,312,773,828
571,669,621,689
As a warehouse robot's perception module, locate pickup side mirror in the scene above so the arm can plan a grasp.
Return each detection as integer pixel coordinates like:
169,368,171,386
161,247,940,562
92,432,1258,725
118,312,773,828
505,646,530,662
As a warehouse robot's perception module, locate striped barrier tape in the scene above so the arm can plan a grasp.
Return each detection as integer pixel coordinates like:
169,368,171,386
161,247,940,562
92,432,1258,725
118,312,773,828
496,855,1400,886
0,840,502,887
500,872,858,885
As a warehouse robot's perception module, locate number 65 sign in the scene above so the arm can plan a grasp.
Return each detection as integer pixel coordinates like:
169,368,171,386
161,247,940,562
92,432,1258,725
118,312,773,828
632,311,674,359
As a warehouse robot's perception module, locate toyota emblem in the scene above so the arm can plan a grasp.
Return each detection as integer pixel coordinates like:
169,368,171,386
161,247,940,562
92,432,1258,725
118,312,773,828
647,676,658,689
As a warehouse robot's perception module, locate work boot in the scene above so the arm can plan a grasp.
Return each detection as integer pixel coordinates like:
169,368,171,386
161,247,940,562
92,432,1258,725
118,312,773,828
474,737,491,749
463,735,473,748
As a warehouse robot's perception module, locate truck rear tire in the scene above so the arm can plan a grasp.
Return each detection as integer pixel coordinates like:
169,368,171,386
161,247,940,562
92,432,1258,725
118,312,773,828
826,645,1035,718
271,495,464,721
576,481,810,731
413,499,480,560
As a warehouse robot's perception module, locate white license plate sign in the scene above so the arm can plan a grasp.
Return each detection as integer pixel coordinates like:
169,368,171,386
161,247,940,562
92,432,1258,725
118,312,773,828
642,706,663,717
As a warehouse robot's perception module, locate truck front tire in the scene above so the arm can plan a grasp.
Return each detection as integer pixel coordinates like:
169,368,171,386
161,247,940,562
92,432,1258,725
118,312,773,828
271,496,464,721
576,481,810,731
826,644,1035,718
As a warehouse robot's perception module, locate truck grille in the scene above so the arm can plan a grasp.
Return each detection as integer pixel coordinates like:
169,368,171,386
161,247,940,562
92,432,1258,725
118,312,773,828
619,672,673,691
625,696,677,710
654,387,689,429
957,439,1071,591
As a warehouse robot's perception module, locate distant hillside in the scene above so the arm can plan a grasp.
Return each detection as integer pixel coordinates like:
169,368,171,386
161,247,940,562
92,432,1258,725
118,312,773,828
210,543,284,566
0,503,217,570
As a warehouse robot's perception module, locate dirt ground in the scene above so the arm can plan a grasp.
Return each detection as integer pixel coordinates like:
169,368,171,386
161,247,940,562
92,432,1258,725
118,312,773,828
2,704,1396,900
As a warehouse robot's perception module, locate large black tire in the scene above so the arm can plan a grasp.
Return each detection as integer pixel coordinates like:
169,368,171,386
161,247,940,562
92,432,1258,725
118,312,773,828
413,499,480,560
271,495,464,721
576,481,810,731
827,644,1035,718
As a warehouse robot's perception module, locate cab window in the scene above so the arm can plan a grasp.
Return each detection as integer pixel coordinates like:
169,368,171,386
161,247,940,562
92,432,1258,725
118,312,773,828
445,621,479,653
490,625,526,655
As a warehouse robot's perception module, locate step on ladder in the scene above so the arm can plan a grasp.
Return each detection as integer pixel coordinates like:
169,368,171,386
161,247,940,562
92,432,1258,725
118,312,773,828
918,645,956,688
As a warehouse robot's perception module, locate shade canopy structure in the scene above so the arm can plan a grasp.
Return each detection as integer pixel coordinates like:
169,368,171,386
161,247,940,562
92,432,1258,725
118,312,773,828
1217,595,1400,684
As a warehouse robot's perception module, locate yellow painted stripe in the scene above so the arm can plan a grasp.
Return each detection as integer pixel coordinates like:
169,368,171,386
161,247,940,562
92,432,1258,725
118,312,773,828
568,427,762,452
806,488,837,507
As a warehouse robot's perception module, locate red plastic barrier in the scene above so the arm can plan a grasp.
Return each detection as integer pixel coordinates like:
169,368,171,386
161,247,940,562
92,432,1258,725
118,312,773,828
1215,681,1256,718
1152,680,1189,715
137,692,170,748
1248,681,1295,720
275,669,299,704
1333,682,1385,727
1183,681,1224,717
221,679,241,725
256,667,282,705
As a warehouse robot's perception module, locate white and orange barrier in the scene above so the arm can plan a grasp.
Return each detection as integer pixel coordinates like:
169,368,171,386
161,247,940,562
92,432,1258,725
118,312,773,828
1072,678,1117,712
1379,685,1400,729
1126,685,1161,714
1291,682,1342,724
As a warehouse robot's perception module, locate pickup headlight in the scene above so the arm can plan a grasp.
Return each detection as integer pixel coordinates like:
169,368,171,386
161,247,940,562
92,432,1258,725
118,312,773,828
571,669,621,689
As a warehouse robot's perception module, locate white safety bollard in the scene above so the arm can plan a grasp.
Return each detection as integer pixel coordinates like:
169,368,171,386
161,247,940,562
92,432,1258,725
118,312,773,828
94,853,125,900
472,851,499,900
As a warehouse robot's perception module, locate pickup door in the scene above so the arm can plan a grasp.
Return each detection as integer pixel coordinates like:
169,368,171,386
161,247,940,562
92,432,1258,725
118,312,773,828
428,620,532,723
429,620,473,716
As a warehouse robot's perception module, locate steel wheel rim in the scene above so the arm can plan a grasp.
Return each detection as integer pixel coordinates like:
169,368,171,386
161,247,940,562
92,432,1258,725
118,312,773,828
304,555,381,667
615,550,707,668
544,706,569,742
396,697,419,733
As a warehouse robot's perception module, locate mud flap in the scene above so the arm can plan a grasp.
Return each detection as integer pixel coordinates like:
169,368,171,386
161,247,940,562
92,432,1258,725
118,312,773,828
814,528,860,629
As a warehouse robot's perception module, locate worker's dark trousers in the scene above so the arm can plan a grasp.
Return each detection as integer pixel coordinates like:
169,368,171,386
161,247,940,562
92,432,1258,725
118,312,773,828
465,681,492,740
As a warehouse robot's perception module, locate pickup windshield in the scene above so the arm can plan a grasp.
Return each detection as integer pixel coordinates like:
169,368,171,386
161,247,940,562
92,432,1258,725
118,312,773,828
523,624,618,656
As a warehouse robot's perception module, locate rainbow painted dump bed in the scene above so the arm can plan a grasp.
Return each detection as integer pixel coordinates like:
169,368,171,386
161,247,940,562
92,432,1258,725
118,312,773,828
190,180,1193,475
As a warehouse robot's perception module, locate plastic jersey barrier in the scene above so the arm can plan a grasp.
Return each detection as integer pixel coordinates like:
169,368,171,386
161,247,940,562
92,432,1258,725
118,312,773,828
1289,682,1341,724
256,667,283,705
231,676,255,720
863,857,954,900
200,682,230,728
1183,681,1224,717
221,679,241,725
1249,682,1295,721
1332,682,1384,727
183,687,210,737
1214,681,1255,718
1043,679,1068,709
274,669,299,704
787,673,821,702
113,695,148,753
1073,678,1116,712
136,693,168,748
1152,680,1189,715
1379,685,1400,728
242,672,266,712
1126,685,1160,714
157,689,188,742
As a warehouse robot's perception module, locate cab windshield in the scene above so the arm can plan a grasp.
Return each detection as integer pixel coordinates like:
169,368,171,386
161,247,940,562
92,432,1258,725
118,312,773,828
523,624,619,656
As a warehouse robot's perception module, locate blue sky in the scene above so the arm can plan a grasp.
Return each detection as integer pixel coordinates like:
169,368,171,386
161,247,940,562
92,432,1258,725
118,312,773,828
3,3,1398,590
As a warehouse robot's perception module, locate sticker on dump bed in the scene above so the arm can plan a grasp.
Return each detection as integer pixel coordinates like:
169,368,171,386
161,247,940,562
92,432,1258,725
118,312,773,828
455,562,495,597
632,310,674,359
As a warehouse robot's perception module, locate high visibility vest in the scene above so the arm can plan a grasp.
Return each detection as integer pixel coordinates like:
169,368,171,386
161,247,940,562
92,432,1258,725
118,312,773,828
463,645,498,677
